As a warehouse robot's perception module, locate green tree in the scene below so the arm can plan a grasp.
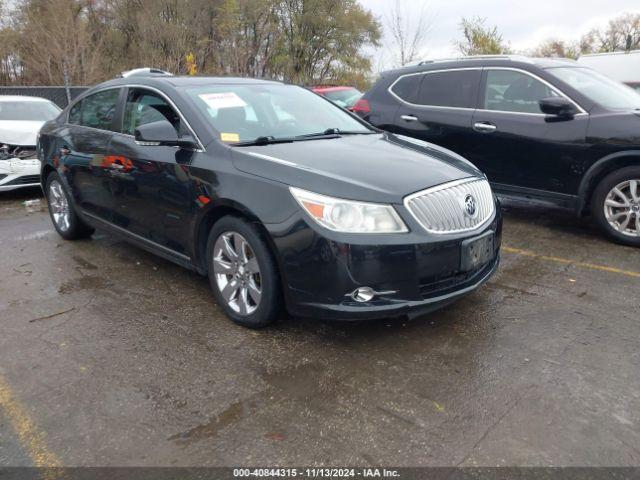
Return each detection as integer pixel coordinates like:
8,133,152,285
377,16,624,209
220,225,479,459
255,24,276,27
272,0,381,85
0,0,381,87
455,16,510,56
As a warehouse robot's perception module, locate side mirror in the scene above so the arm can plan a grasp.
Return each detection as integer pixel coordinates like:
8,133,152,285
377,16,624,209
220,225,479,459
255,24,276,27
539,97,577,119
135,120,198,149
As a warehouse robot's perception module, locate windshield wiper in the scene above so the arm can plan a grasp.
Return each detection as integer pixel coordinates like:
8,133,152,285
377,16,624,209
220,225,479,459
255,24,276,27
294,128,376,139
233,136,295,147
232,128,377,146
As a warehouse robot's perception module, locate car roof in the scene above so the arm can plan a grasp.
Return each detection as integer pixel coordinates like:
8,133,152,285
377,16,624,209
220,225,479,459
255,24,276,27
0,95,55,103
382,56,578,77
95,75,283,90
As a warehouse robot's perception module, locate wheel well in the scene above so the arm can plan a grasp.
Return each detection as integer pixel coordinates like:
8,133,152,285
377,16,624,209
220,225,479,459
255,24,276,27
580,155,640,215
195,205,280,276
41,164,55,185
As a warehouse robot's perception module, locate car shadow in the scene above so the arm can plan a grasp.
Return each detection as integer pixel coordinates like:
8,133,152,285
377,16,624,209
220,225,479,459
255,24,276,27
499,199,606,243
0,186,43,201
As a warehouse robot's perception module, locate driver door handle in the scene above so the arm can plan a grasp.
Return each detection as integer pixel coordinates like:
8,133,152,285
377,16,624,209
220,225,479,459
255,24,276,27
401,115,418,122
473,122,497,133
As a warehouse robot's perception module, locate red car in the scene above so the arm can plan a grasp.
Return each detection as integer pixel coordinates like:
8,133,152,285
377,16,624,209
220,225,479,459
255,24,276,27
311,86,363,111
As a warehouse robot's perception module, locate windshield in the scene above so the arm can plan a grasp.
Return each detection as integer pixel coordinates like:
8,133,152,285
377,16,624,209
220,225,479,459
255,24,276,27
547,67,640,110
322,88,363,108
0,100,61,121
184,84,372,144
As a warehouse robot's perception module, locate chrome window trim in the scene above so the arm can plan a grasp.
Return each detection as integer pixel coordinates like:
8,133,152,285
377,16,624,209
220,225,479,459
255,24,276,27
65,84,205,152
403,177,496,235
388,66,588,116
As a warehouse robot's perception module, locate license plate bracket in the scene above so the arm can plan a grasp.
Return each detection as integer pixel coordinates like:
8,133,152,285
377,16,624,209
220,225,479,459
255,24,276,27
460,230,495,272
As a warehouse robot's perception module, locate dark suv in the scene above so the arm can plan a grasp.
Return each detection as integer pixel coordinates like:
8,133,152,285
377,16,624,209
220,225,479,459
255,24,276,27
355,55,640,246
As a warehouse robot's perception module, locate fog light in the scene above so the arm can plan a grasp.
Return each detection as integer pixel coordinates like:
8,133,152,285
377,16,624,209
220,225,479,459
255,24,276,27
351,287,376,303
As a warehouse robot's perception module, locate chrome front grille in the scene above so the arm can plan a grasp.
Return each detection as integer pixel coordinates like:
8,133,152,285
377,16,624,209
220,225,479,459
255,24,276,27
404,178,495,234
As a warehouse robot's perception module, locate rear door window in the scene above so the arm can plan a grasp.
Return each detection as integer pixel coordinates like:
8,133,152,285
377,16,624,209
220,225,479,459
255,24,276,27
416,70,482,108
69,89,120,130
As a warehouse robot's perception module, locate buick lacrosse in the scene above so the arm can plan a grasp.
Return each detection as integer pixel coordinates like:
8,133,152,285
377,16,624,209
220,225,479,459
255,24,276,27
38,69,502,328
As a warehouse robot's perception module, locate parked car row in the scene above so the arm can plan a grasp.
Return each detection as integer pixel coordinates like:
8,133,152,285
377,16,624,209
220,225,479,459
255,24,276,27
2,54,639,328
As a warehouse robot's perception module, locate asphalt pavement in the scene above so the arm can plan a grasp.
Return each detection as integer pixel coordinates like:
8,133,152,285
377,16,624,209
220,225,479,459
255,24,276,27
1,188,639,467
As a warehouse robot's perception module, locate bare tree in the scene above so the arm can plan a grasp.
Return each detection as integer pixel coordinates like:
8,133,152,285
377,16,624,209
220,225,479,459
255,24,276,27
598,12,640,52
384,0,430,67
529,13,640,60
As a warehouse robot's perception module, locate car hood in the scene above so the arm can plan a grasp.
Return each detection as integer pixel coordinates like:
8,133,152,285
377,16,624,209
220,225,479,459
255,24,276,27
231,133,483,204
0,121,44,146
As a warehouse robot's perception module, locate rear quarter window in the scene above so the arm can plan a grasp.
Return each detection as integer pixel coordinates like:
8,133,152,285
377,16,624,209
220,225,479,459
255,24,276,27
390,75,421,103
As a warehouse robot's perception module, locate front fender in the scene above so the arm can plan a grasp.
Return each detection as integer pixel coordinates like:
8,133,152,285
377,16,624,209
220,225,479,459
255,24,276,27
577,150,640,214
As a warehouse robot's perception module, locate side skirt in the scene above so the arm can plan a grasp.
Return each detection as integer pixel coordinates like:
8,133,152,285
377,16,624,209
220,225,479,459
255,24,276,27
80,210,204,274
491,182,580,213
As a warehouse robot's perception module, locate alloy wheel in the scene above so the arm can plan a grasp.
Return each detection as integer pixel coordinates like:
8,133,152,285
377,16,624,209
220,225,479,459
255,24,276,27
213,231,262,315
604,179,640,237
48,180,71,232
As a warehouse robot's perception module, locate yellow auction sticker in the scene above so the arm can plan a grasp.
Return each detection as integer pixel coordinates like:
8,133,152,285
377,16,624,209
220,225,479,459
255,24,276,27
220,132,240,142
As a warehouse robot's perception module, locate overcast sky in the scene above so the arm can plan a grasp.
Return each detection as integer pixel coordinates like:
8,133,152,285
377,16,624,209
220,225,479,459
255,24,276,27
359,0,640,70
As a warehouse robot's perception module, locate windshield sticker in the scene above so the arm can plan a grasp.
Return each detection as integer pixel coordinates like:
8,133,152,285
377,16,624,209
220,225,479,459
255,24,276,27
199,92,247,110
220,132,240,142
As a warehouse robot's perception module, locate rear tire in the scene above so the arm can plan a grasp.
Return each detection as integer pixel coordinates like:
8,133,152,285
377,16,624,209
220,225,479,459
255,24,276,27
45,172,94,240
591,166,640,247
206,216,282,328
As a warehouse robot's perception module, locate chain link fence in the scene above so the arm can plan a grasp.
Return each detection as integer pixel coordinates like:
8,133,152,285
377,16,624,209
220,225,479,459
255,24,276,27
0,86,89,108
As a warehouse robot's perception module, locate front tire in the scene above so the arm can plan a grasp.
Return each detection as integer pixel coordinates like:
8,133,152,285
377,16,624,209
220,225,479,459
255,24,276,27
591,166,640,247
45,172,94,240
206,216,282,328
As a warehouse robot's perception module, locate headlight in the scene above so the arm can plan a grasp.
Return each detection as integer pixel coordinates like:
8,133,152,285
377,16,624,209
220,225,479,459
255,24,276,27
290,187,408,233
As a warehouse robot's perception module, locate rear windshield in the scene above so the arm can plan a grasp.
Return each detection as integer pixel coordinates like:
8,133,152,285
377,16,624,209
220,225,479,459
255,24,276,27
0,101,61,121
184,84,372,143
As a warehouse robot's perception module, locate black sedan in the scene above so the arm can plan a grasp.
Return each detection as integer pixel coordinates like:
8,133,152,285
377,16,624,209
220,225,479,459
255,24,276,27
37,71,502,328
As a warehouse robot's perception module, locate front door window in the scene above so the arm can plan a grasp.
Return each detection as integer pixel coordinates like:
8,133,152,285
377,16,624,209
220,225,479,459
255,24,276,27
483,70,559,114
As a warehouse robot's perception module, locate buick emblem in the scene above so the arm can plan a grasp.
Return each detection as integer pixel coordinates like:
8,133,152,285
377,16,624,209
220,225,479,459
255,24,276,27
463,194,478,218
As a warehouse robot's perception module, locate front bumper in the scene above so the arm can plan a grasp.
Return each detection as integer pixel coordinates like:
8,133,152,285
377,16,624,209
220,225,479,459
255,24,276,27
0,158,41,191
268,203,503,321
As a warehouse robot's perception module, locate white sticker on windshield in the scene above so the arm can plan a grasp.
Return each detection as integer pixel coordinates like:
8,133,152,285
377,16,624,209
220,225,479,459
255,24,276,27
198,92,247,109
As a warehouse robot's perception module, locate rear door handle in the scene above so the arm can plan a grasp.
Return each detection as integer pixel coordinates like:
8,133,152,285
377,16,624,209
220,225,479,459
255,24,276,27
401,115,418,122
473,122,497,133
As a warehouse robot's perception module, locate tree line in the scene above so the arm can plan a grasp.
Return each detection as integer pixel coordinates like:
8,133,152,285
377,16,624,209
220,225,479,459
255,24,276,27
455,13,640,59
0,0,381,88
1,0,639,88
